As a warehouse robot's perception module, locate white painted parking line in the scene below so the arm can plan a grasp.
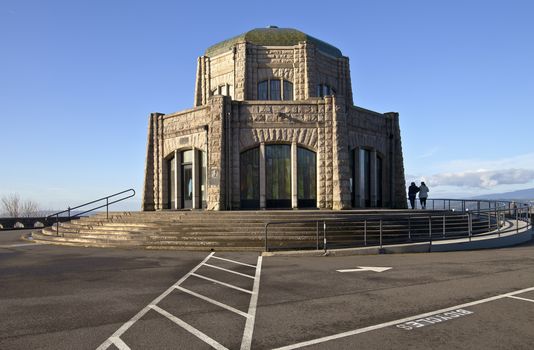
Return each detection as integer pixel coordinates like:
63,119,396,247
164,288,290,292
174,285,251,318
204,263,255,279
191,273,253,294
211,255,257,268
0,243,44,248
151,305,228,350
507,295,534,303
240,256,263,350
337,266,392,273
273,286,534,350
109,336,131,350
96,252,215,350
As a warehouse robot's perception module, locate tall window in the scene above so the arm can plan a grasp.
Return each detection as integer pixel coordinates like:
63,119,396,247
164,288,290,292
240,147,260,209
270,80,281,100
283,80,293,100
265,144,291,208
297,147,317,208
257,79,293,100
360,149,371,208
167,154,176,209
258,81,268,100
316,83,336,97
200,150,207,208
377,155,383,207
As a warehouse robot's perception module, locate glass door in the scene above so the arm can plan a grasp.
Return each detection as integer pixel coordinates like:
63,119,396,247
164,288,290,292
265,144,291,208
181,150,193,209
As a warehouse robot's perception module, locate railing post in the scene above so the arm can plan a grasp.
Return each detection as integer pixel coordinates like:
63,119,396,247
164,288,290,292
316,221,319,250
106,197,109,220
428,216,432,240
68,206,71,219
443,215,446,237
264,223,269,252
364,219,367,246
498,211,501,237
323,221,327,253
468,213,472,241
516,209,519,233
379,219,383,249
408,217,411,241
56,214,59,236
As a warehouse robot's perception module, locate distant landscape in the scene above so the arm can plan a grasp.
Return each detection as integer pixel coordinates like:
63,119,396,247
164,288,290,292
469,187,534,203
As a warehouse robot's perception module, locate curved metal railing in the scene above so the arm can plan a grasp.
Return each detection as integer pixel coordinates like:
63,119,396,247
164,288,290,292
46,189,136,236
264,199,532,252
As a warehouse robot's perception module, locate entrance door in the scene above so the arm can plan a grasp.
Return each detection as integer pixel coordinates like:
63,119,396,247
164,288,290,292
265,144,291,208
182,163,193,209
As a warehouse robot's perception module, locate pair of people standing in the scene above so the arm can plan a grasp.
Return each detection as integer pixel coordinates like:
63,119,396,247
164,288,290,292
408,182,430,209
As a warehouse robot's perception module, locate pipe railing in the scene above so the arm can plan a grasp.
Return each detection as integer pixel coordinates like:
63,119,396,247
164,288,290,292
264,199,532,252
46,189,136,236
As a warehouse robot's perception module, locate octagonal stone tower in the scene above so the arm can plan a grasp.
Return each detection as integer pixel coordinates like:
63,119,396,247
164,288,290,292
143,27,406,211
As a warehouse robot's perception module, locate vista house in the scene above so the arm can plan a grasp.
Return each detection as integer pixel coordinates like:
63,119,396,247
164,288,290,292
142,26,407,211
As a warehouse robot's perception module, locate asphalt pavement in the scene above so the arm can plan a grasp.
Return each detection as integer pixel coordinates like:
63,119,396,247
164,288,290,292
1,229,533,349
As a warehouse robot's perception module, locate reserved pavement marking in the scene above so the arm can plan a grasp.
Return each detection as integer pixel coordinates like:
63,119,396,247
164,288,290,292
395,309,473,330
211,255,257,268
0,243,44,248
507,295,534,303
97,253,263,350
337,266,392,273
203,263,256,279
273,286,534,350
240,256,263,350
151,305,228,350
96,252,215,350
174,285,251,318
191,272,253,294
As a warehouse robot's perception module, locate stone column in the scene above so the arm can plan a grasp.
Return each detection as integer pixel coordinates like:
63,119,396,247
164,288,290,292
259,142,266,209
291,142,298,209
176,151,182,209
353,147,362,208
192,148,200,209
173,150,179,209
370,149,377,207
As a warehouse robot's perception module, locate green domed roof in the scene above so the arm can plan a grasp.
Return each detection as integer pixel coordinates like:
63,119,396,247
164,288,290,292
205,27,343,58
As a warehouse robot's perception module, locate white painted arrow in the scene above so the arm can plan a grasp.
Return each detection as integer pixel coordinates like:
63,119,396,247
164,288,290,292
336,266,392,273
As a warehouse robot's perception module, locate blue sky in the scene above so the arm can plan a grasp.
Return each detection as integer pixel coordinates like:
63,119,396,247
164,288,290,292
1,0,533,210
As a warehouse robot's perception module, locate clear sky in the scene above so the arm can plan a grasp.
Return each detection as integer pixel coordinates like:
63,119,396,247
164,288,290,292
1,0,533,211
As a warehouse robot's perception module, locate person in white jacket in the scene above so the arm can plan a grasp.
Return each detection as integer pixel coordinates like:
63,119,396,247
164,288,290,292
419,182,430,209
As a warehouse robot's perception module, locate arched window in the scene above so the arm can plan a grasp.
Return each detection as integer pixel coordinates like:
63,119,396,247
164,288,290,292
240,147,260,209
257,79,293,101
316,83,336,97
297,147,317,208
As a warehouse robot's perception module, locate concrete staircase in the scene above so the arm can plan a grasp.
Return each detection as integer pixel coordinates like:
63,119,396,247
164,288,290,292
31,210,495,251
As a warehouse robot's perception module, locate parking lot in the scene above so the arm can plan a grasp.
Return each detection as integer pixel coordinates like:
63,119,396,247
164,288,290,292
1,229,534,349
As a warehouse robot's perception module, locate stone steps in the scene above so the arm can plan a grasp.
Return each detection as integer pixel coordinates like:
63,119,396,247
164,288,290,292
32,210,497,251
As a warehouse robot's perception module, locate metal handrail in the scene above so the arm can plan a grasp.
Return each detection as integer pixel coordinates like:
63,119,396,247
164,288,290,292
46,188,136,236
264,198,532,252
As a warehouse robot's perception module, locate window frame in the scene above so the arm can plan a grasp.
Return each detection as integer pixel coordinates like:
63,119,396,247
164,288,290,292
257,78,293,101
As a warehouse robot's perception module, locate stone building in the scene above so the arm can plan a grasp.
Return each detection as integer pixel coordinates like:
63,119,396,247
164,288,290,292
142,27,406,211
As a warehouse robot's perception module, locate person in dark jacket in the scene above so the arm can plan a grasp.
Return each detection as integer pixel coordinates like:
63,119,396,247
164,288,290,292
408,182,420,209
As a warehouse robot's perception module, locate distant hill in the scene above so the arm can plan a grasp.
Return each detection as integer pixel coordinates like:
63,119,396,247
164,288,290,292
470,188,534,200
